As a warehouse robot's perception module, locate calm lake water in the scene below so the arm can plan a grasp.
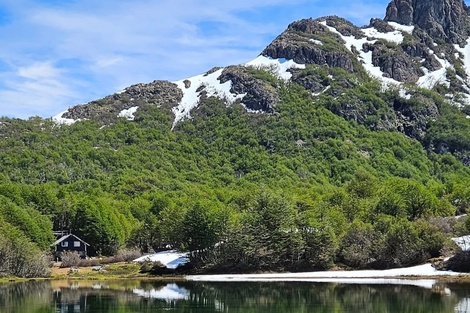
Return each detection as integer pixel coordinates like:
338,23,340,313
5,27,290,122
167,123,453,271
1,279,470,313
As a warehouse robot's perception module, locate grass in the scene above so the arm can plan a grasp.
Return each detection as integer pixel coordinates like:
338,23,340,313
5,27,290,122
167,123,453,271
51,262,144,280
49,261,186,281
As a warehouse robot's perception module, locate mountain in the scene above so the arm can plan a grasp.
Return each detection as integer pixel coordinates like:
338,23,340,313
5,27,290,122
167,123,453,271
54,0,470,149
2,0,470,276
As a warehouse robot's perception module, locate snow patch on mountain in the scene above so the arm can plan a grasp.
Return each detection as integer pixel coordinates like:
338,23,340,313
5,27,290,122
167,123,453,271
52,110,78,125
171,68,245,129
387,22,414,34
417,51,452,89
118,106,138,120
170,56,304,128
309,39,323,45
361,27,404,44
320,21,401,87
454,39,470,82
246,55,305,80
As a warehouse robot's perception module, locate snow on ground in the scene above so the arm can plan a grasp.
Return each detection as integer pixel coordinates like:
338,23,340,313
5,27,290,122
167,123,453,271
133,250,189,269
454,38,470,82
187,263,464,284
52,110,77,125
417,51,452,89
320,21,400,87
133,284,189,301
172,68,245,129
313,85,331,96
245,55,306,80
452,235,470,251
361,27,404,45
399,88,412,100
309,39,323,45
117,106,138,120
387,22,414,34
170,56,304,128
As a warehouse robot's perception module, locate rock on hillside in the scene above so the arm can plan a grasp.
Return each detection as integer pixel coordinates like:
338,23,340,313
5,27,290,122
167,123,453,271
384,0,470,44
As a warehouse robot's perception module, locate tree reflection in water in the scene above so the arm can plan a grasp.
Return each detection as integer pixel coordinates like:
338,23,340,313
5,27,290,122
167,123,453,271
0,280,469,313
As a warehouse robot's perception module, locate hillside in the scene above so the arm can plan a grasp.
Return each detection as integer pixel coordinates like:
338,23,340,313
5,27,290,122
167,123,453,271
2,0,470,276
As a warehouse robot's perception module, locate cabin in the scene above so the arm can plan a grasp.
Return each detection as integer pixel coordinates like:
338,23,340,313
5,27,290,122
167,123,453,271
51,233,90,259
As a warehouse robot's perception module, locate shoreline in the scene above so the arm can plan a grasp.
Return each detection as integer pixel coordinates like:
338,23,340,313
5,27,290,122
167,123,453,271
3,262,470,284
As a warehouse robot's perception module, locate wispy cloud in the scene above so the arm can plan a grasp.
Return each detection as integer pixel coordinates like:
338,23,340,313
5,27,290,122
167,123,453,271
0,0,390,119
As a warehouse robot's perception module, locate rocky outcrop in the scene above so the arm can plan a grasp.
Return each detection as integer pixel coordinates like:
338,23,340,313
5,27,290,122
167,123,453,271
290,69,329,94
392,94,439,140
368,44,424,82
118,80,182,108
219,66,279,112
63,80,182,121
262,18,358,72
384,0,470,44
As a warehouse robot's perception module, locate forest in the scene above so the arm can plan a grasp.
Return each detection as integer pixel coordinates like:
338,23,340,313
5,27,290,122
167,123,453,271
1,65,470,277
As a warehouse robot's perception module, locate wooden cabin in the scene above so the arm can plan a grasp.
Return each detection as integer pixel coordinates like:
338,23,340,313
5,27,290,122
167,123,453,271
51,233,90,259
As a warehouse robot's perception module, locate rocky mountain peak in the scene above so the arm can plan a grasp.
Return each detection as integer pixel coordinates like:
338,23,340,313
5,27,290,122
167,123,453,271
384,0,470,44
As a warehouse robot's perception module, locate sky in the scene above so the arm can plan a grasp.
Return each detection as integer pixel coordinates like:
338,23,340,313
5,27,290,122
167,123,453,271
0,0,391,119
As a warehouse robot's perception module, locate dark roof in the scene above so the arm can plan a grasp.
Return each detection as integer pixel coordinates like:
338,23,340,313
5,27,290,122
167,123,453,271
51,234,90,247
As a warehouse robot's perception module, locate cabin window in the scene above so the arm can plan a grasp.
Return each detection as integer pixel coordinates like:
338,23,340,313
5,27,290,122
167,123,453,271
74,241,81,247
61,241,68,248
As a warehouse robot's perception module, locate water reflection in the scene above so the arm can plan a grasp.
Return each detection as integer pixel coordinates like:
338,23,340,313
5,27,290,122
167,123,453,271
133,283,189,301
1,279,470,313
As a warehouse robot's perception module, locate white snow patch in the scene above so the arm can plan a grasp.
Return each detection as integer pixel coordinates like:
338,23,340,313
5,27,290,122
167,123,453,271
187,263,464,283
399,88,412,100
361,27,404,44
133,284,189,301
246,55,305,80
454,38,470,81
309,38,323,45
172,68,245,129
313,85,331,96
387,22,414,34
52,110,78,125
417,52,452,89
117,106,138,120
320,21,400,87
452,235,470,251
133,250,189,269
171,55,304,129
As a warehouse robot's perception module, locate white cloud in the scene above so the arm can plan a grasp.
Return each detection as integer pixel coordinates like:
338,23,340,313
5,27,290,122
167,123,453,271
0,62,77,118
0,0,390,119
17,62,62,79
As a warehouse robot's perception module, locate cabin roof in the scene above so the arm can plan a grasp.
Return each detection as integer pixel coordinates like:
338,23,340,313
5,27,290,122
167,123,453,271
51,234,90,247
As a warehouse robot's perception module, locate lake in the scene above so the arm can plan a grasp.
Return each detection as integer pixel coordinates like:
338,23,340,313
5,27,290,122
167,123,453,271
1,279,470,313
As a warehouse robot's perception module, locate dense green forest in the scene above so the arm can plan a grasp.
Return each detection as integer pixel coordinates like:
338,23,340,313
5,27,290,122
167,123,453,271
1,64,470,277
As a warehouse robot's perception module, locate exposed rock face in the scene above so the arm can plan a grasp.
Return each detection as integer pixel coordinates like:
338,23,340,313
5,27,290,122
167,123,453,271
262,18,358,72
368,44,424,82
384,0,470,44
392,94,439,140
63,80,182,121
219,66,279,112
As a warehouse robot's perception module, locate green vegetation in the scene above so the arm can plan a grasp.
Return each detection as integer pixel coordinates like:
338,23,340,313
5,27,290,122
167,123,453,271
1,63,470,276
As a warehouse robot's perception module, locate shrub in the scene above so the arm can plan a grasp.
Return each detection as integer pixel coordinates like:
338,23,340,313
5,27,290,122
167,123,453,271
77,258,101,267
116,248,142,262
60,251,80,268
339,221,375,268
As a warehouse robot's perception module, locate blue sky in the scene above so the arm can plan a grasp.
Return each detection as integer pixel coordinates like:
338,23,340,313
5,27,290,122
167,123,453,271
0,0,390,119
